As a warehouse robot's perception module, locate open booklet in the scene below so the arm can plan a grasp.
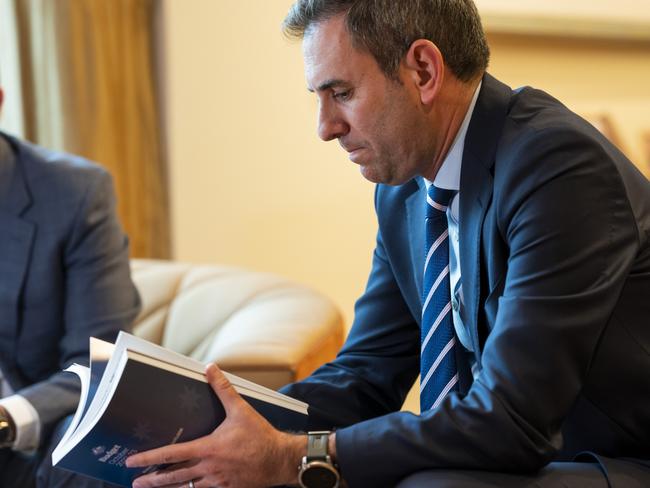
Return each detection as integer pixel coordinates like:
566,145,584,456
51,331,308,487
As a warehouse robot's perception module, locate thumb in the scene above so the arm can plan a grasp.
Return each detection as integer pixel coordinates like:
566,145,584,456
206,362,242,414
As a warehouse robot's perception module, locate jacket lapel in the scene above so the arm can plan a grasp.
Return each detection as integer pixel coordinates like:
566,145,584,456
0,135,35,343
459,74,512,365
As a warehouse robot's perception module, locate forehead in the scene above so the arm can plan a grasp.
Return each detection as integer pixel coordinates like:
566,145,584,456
302,15,378,91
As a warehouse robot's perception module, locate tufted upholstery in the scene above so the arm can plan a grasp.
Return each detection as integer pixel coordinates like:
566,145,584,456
130,259,345,390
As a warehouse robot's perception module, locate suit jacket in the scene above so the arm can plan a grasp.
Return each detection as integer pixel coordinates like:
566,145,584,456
0,132,141,446
281,74,650,486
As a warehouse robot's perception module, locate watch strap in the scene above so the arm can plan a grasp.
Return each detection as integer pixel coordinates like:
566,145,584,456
299,431,340,488
306,431,330,462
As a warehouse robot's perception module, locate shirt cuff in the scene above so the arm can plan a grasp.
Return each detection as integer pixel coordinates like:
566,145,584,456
0,394,41,452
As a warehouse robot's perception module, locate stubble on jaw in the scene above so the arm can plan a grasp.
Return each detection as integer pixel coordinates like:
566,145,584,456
361,83,434,186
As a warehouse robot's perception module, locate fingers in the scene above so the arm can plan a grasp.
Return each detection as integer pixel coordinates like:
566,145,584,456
131,464,200,488
126,439,200,468
205,363,241,414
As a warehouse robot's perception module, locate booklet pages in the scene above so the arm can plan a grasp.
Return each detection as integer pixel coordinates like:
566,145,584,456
51,332,308,487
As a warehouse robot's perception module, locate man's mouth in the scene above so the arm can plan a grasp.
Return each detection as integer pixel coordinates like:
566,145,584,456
340,142,366,162
347,148,365,163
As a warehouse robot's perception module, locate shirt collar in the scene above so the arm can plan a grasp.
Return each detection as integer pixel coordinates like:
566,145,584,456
425,81,482,192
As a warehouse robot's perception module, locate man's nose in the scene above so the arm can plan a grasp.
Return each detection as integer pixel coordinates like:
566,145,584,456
317,105,349,142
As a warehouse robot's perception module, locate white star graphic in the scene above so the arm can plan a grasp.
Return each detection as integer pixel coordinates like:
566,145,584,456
179,385,202,413
132,420,153,442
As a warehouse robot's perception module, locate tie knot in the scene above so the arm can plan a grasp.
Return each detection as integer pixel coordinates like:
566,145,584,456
427,185,455,216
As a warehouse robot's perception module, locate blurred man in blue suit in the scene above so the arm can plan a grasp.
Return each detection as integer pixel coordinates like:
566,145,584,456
0,87,141,487
127,1,650,487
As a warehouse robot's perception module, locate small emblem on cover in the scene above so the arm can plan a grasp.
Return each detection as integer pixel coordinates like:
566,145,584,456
92,445,106,456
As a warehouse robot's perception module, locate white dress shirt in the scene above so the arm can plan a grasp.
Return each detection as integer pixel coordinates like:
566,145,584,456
0,372,41,451
424,81,481,356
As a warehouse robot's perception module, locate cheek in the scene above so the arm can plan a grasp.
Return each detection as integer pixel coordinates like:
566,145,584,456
374,117,407,156
347,97,382,135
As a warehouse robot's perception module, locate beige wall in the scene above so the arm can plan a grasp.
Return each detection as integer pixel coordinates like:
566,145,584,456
161,1,650,335
161,0,376,329
476,0,650,25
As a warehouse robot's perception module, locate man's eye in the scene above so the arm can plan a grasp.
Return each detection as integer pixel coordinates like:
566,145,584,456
333,90,352,101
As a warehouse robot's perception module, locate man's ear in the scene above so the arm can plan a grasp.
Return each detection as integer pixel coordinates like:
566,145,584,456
402,40,444,106
0,87,4,111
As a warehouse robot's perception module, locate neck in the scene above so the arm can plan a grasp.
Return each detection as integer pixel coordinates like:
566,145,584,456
422,74,480,181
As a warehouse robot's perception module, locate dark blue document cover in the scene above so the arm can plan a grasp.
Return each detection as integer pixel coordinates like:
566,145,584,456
53,353,308,487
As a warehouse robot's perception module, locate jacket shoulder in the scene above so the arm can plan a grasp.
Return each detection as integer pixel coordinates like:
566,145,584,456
11,136,111,197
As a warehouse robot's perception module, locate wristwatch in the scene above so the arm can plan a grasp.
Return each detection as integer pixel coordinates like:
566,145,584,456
0,406,16,448
298,431,340,488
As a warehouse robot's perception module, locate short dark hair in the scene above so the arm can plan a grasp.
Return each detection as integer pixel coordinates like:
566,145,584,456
283,0,490,82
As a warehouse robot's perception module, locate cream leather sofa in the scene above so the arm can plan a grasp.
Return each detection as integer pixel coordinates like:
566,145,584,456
130,259,345,390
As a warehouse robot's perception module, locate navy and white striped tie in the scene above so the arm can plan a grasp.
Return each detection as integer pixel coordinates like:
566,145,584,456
420,185,459,411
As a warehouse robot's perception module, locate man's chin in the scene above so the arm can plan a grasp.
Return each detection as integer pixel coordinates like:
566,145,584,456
359,165,382,184
359,166,406,186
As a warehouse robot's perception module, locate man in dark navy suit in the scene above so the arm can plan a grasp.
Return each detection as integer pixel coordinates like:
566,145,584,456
127,1,650,487
0,87,141,487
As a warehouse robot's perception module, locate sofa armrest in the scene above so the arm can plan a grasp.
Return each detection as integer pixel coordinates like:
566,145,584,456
130,259,344,390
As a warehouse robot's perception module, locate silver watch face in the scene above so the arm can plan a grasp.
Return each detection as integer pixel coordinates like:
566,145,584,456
300,461,339,488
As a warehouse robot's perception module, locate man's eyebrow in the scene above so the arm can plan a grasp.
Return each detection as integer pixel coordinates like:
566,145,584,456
307,79,349,93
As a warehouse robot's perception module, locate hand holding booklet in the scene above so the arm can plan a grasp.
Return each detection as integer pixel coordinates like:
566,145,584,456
51,332,308,487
